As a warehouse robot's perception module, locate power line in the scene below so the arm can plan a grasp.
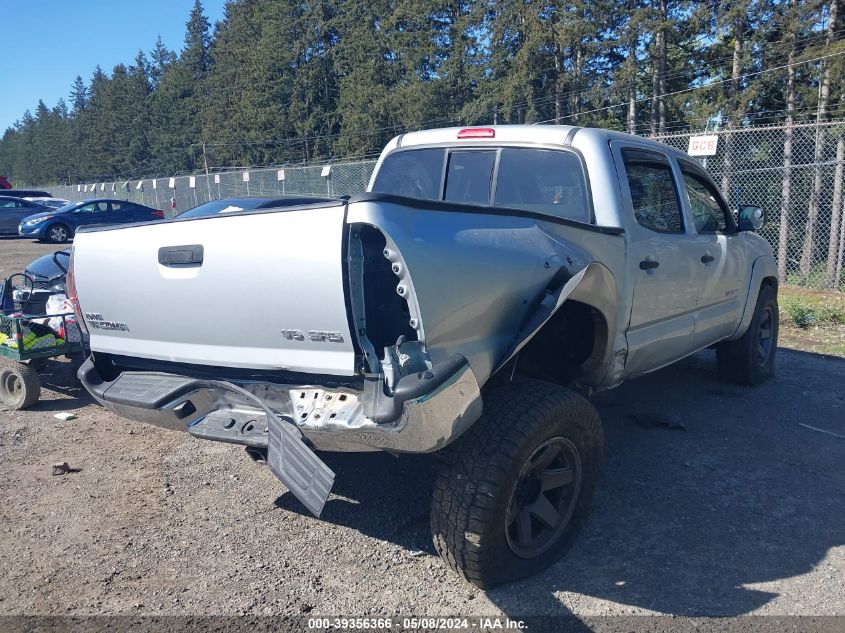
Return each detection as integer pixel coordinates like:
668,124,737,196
533,50,845,125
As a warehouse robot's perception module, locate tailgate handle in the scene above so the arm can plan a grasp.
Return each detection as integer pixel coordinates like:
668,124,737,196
158,245,204,266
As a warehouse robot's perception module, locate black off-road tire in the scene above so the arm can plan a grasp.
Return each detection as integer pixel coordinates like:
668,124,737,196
716,283,778,385
430,378,604,589
0,361,41,410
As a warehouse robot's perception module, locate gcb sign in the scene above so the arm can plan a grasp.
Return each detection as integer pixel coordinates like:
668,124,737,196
687,135,719,156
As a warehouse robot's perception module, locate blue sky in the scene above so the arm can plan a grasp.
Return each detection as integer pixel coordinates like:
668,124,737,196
0,0,227,132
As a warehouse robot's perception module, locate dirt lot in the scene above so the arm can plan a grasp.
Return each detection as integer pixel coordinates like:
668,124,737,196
1,236,844,619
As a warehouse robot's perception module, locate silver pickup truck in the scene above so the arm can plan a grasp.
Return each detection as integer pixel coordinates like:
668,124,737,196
69,125,777,588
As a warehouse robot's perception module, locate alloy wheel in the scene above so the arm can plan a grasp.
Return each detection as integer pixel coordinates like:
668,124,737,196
505,436,582,558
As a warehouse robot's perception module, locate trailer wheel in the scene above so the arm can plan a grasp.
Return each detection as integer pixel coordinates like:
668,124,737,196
717,283,778,385
430,378,604,588
0,361,41,410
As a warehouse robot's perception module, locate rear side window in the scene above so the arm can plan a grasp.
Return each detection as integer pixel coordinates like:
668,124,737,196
78,202,108,214
622,150,683,233
495,148,589,221
444,151,496,205
371,148,443,201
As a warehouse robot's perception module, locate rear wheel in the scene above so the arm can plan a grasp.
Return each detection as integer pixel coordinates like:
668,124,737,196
0,361,41,410
717,283,778,385
46,223,70,244
430,378,603,588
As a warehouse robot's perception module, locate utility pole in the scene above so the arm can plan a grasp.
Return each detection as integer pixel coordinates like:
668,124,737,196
202,142,213,200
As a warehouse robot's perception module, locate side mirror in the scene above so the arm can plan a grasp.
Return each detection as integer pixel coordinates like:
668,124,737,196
738,205,766,232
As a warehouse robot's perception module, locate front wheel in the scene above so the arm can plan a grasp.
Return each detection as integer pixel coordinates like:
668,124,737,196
430,378,604,588
45,223,71,244
717,283,778,385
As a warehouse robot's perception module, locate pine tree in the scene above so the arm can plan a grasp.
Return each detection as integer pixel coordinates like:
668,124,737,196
184,0,212,77
203,0,302,167
332,0,404,157
148,0,213,174
70,75,88,116
149,35,176,88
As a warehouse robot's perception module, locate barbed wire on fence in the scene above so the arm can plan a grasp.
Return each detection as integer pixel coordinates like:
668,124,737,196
44,120,845,292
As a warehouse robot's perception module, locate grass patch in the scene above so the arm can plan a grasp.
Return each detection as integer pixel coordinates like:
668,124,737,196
778,286,845,357
779,287,845,327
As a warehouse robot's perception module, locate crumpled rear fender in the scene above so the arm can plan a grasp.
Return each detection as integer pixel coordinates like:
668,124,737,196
346,196,624,388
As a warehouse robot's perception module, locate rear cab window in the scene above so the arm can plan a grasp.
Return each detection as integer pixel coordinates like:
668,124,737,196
371,148,443,201
444,151,496,205
371,146,592,223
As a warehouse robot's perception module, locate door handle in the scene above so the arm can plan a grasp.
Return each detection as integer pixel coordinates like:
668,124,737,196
639,259,660,270
700,254,715,264
158,244,204,266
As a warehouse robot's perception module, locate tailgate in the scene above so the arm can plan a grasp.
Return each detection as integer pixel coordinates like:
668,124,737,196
72,205,357,375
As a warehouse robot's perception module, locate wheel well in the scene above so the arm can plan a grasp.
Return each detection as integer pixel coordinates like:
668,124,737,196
761,276,778,292
514,300,609,387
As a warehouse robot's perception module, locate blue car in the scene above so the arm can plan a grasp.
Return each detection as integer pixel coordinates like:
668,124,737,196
19,198,164,243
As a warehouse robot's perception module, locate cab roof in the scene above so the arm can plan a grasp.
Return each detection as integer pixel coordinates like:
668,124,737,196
393,124,680,156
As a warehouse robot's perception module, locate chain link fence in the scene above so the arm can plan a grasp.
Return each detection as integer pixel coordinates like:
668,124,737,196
48,159,378,220
44,120,845,291
655,120,845,291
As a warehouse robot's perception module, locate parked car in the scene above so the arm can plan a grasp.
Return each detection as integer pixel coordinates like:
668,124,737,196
24,197,70,209
18,198,164,243
0,176,11,189
0,196,51,235
69,125,777,588
0,189,52,198
177,195,337,219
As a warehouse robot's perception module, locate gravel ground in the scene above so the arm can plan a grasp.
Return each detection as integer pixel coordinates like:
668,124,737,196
1,236,844,619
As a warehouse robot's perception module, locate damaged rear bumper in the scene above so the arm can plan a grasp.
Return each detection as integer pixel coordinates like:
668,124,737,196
77,354,482,454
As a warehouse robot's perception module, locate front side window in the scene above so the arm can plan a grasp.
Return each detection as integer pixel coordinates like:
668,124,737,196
682,170,729,234
622,150,683,233
444,150,496,205
494,148,590,221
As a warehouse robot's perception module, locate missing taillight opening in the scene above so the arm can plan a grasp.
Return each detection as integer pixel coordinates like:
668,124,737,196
66,247,88,337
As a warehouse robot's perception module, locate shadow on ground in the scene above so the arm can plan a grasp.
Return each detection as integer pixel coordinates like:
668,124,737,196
275,348,845,617
23,357,91,412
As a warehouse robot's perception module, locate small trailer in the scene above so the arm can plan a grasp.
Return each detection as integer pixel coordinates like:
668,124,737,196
0,273,82,409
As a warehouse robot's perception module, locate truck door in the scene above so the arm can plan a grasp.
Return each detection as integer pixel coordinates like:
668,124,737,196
613,144,703,376
676,159,749,345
